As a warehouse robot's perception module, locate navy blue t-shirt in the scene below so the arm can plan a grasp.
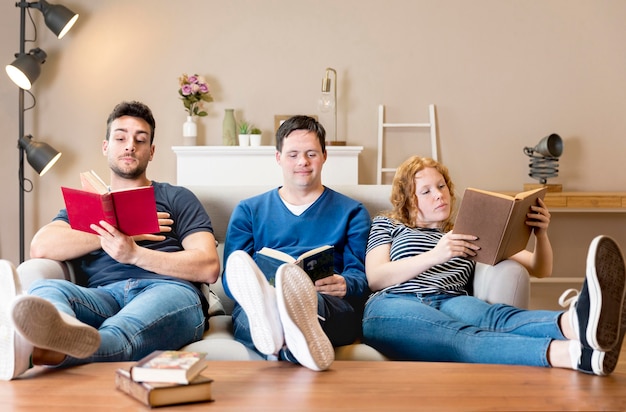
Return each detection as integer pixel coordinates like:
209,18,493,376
54,181,213,299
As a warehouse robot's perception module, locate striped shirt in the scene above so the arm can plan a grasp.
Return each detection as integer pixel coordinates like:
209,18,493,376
366,215,475,296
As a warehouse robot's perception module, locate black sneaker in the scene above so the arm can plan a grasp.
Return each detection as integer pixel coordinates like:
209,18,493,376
587,247,626,376
577,294,626,376
576,236,626,351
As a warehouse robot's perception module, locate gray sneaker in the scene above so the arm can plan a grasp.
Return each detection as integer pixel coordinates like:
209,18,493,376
11,295,100,359
276,264,334,371
0,260,33,381
226,251,284,355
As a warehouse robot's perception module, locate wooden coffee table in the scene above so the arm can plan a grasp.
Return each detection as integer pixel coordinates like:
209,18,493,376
2,359,626,410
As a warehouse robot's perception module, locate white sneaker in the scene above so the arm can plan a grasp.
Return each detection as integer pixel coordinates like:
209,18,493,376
0,260,33,380
11,295,100,359
225,251,284,355
276,264,334,371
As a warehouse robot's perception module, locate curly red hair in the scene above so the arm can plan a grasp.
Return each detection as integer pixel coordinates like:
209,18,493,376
382,156,456,232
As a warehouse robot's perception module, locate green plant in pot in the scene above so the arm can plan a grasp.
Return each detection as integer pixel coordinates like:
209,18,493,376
238,121,251,135
249,126,262,146
238,121,251,146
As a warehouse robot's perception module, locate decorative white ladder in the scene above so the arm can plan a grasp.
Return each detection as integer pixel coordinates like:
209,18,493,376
376,104,439,184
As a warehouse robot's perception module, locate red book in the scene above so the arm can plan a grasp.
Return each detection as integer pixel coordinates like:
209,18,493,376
61,170,159,236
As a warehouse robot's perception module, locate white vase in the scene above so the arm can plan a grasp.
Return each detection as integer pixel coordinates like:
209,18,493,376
238,134,250,146
183,116,197,146
249,134,262,146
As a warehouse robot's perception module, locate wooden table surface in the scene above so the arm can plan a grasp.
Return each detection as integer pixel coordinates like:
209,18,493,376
2,359,626,411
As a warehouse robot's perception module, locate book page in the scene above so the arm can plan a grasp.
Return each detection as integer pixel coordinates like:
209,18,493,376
464,188,514,201
80,170,108,194
513,187,546,201
257,247,295,263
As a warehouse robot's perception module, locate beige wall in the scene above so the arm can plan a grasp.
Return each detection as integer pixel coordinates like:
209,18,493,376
1,0,625,264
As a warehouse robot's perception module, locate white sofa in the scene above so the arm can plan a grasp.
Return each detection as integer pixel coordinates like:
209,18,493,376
17,184,531,362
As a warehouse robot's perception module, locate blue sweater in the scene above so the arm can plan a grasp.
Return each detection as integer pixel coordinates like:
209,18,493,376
222,187,371,300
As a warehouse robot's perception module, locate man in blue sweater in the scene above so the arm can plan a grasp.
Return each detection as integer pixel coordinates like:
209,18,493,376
223,115,371,371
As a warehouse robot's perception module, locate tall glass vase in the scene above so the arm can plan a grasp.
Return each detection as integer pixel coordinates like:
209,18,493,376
222,109,237,146
183,116,197,146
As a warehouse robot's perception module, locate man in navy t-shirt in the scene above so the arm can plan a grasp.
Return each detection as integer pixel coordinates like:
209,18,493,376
1,101,220,381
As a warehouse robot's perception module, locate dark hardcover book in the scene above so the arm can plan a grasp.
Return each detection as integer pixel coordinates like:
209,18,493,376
115,368,213,408
453,187,547,265
61,170,159,236
130,350,208,385
255,245,335,283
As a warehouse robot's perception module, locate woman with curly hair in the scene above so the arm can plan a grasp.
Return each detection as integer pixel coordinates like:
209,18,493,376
362,156,626,376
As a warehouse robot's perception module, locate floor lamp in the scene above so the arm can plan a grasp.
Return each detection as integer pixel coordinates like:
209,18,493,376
5,0,79,263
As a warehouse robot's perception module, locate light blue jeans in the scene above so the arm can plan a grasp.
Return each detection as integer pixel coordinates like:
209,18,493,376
363,292,565,367
28,278,206,367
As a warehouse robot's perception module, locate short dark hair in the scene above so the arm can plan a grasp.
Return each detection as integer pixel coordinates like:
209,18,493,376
105,101,156,143
275,115,326,153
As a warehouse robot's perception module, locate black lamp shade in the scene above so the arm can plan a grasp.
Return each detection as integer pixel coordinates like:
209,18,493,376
5,48,47,90
19,135,62,176
39,0,79,39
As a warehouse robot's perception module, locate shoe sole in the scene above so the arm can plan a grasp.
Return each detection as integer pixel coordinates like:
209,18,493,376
276,264,334,371
581,236,625,351
226,251,283,355
11,296,100,359
593,257,626,376
0,260,21,380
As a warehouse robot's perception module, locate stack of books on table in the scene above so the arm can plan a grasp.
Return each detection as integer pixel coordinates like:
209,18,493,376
115,350,213,408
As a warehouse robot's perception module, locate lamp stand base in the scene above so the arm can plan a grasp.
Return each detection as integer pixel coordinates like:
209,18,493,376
326,140,347,146
523,183,563,193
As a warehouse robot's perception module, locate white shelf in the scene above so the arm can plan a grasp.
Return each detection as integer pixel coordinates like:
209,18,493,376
172,145,363,186
530,277,583,284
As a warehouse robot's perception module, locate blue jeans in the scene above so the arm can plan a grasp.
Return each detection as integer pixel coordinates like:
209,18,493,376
233,292,360,361
362,292,565,367
28,278,206,367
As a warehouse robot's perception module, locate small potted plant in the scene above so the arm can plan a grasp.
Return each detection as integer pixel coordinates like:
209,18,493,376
238,121,250,146
249,127,262,146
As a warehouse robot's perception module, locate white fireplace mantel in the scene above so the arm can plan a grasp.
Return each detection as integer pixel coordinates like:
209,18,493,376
172,145,363,186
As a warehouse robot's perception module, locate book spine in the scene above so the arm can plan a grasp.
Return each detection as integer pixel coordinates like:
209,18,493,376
115,369,151,407
101,193,118,227
494,204,516,264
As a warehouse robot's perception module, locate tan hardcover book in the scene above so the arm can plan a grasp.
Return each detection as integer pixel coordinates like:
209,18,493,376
115,368,213,408
130,350,208,384
453,187,547,265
